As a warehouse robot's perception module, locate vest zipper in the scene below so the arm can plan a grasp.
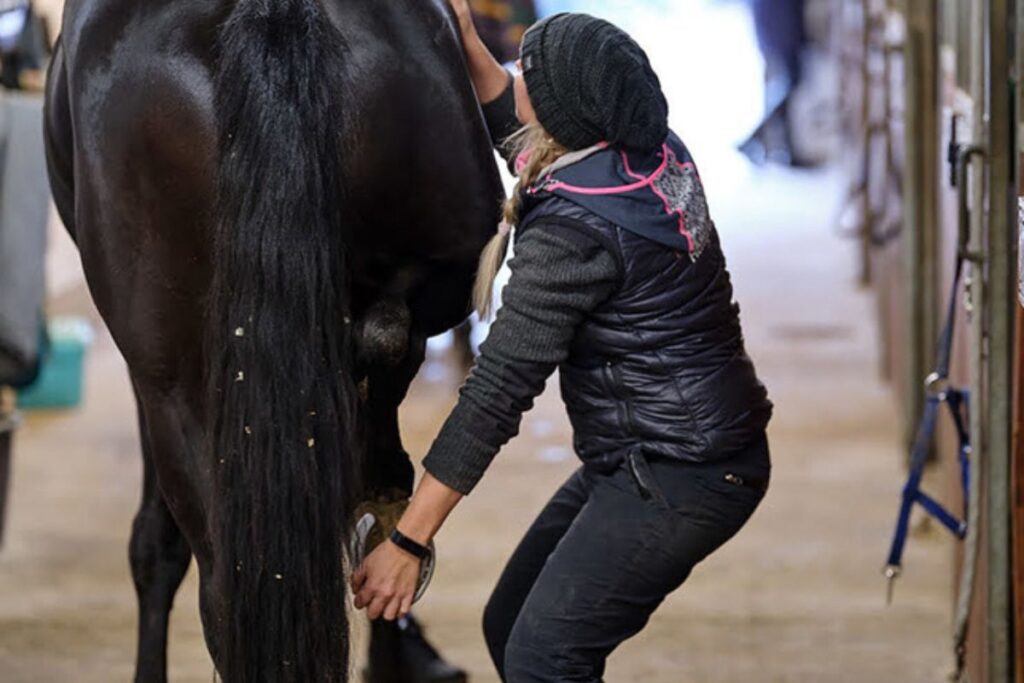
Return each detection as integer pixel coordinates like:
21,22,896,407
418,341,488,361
603,362,627,433
605,361,636,433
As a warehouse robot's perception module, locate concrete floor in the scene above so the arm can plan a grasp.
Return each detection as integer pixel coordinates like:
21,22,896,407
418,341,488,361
0,163,956,682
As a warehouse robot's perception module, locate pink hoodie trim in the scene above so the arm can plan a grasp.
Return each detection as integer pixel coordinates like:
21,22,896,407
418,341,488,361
533,144,671,196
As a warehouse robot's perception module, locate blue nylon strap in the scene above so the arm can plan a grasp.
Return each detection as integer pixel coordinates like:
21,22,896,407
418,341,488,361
946,390,970,449
947,390,971,511
915,491,967,538
906,396,941,478
885,242,970,587
885,391,971,572
934,256,964,378
886,397,941,569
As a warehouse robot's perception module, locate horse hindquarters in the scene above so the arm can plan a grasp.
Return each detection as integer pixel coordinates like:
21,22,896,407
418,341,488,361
43,22,205,683
208,1,359,680
41,1,359,679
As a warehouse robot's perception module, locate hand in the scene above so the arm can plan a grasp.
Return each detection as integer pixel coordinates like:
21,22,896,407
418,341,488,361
351,471,463,619
446,0,476,38
443,0,509,104
352,539,422,621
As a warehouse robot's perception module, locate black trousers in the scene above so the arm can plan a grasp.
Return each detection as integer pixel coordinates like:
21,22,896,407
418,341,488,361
482,435,770,682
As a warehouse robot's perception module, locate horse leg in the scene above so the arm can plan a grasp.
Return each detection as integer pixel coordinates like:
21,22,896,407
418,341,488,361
129,394,192,683
356,298,423,497
356,302,466,683
364,343,469,683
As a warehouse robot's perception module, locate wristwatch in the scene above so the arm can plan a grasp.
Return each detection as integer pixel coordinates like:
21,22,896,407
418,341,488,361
389,528,431,560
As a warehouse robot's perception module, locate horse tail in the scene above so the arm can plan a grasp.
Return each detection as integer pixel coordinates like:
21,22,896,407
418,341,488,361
208,1,357,680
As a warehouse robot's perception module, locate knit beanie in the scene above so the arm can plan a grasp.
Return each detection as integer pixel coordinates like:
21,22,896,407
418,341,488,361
520,13,669,152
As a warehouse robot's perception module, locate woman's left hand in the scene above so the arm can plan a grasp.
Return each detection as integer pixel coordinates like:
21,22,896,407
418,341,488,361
352,540,422,621
353,472,465,619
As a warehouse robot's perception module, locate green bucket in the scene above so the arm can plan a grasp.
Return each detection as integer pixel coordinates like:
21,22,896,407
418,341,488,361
16,318,94,410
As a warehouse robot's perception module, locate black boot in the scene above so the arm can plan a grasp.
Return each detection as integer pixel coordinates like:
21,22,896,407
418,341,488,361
365,614,468,683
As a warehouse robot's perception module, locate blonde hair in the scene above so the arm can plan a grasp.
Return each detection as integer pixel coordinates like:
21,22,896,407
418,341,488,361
473,126,569,317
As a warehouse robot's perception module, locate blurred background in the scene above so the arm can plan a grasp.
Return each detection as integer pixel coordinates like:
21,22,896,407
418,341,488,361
1,0,1022,681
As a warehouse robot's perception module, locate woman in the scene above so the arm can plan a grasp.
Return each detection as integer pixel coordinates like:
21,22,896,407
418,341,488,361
353,5,774,680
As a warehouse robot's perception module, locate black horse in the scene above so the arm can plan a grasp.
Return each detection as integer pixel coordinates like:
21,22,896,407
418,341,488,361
43,0,503,680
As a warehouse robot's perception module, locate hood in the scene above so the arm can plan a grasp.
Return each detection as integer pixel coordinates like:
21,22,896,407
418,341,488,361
521,132,712,259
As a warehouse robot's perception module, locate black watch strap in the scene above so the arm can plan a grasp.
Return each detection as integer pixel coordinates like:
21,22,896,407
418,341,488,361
389,528,430,560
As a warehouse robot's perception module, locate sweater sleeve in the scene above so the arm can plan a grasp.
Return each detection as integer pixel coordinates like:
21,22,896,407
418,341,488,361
480,72,520,165
422,223,621,494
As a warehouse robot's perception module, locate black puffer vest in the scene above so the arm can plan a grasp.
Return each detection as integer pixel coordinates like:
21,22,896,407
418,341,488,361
518,133,772,470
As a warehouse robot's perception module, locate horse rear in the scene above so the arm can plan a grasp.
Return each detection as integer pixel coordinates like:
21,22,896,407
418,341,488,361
44,0,503,680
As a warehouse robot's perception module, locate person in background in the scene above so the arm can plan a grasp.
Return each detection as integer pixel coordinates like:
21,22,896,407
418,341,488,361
739,0,813,167
0,0,49,91
354,3,774,681
470,0,538,64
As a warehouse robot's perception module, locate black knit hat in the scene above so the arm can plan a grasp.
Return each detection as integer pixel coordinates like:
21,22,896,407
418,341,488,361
520,13,669,152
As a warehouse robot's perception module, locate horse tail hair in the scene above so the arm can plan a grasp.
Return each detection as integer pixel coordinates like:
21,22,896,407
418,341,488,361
208,1,357,680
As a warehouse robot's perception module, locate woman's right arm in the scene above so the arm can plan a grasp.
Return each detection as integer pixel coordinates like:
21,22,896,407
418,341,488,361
448,0,513,105
448,0,520,158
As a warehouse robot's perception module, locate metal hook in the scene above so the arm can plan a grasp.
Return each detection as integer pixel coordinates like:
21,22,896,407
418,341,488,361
955,144,987,264
884,564,901,605
925,372,951,400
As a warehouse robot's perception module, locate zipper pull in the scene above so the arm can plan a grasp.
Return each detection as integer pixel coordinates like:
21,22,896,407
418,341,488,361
724,473,746,487
628,451,653,500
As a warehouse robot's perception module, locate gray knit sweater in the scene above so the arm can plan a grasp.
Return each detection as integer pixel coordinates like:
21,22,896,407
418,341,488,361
421,80,621,495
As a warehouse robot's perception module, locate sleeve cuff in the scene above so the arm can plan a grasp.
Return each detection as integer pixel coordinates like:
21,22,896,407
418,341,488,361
422,404,500,495
480,71,520,149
